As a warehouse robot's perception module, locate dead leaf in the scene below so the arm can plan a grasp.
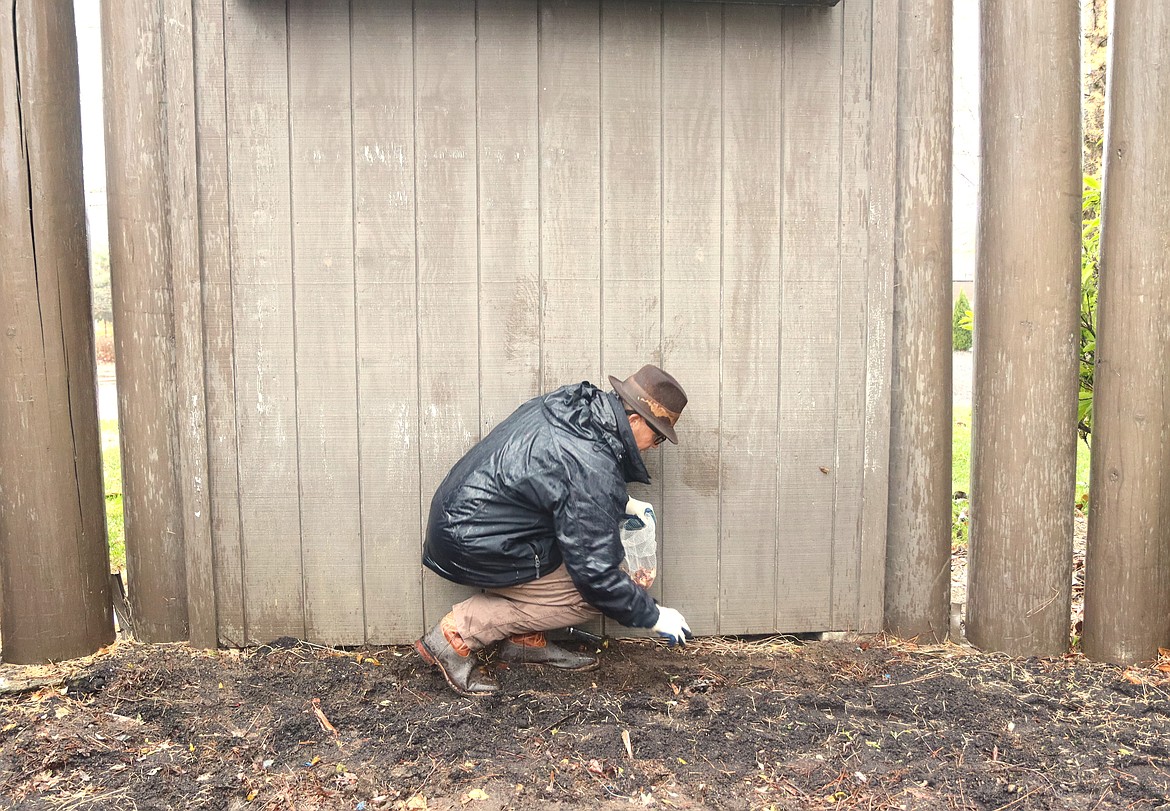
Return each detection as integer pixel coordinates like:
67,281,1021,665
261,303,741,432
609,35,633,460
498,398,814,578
405,795,428,810
461,788,489,804
819,466,831,474
621,729,634,759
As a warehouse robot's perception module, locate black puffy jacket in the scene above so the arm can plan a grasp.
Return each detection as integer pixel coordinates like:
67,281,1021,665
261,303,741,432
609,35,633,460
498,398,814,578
422,382,659,629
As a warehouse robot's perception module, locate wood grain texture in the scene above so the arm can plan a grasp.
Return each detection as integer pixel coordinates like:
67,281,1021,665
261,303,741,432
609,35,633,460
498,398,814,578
102,0,188,643
775,4,842,631
660,1,723,634
1082,0,1170,666
719,2,782,634
831,0,872,631
163,0,216,649
968,0,1080,657
0,0,114,663
415,0,482,627
601,0,664,620
224,0,304,643
194,0,245,647
351,0,425,643
288,0,363,644
539,0,602,389
478,0,542,430
858,0,898,632
884,0,953,643
179,0,894,643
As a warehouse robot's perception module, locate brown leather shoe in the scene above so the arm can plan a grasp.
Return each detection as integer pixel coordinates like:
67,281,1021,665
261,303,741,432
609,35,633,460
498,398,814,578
498,632,599,672
414,617,500,696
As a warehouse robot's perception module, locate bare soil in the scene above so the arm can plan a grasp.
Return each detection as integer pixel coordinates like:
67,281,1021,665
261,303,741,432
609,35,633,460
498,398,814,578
3,634,1170,811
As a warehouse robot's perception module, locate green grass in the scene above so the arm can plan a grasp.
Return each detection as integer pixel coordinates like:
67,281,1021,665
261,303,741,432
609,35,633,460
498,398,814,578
952,406,1091,550
100,419,125,573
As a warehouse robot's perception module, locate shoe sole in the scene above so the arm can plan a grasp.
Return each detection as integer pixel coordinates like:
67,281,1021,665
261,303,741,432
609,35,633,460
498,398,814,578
413,639,498,697
500,656,600,673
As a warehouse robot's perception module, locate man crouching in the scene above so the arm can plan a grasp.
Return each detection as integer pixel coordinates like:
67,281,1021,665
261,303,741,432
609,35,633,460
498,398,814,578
416,364,694,696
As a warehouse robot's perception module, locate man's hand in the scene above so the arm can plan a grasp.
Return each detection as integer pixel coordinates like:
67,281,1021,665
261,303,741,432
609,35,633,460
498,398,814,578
651,606,693,646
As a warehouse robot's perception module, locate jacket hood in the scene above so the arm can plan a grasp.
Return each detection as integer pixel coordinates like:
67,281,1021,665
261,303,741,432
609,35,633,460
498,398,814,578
542,383,650,485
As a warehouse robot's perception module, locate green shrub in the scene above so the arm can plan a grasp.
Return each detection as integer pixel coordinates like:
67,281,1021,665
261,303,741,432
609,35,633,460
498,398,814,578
1078,175,1101,445
952,290,973,351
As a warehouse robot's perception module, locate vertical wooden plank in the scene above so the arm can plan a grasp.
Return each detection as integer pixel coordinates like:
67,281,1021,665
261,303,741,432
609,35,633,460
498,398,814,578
163,0,216,648
775,5,842,631
224,0,303,643
288,0,362,644
601,0,663,613
415,0,481,628
540,0,602,389
195,0,244,647
102,0,188,642
831,0,872,631
660,1,722,635
719,4,782,634
352,0,424,643
478,0,541,429
884,0,953,642
859,0,899,631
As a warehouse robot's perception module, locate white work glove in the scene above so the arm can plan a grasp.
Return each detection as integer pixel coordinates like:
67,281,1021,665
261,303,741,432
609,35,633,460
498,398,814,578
651,606,693,647
624,496,655,528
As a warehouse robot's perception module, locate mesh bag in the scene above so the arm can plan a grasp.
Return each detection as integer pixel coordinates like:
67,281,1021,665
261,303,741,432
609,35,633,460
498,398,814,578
620,499,657,590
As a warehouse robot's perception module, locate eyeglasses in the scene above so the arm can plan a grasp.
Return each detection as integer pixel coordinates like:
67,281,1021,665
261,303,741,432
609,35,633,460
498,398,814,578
627,409,667,446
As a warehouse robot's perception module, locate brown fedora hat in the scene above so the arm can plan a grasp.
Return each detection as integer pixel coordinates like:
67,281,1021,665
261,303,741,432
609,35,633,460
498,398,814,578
608,365,688,445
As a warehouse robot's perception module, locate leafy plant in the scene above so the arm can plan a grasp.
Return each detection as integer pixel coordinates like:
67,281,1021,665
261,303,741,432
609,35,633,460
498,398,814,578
1078,175,1101,446
952,290,973,351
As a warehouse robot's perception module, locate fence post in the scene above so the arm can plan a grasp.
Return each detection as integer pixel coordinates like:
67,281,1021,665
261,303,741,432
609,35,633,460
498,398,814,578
0,0,116,663
967,1,1081,656
884,0,953,642
101,0,189,641
1083,0,1170,665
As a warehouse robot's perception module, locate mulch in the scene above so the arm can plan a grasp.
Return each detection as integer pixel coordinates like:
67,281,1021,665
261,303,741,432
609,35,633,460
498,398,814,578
2,635,1170,810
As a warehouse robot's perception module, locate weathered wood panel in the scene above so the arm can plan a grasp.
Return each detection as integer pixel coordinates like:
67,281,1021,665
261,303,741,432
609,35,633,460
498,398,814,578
860,0,898,632
415,1,482,627
195,0,244,646
539,0,602,389
224,0,304,642
288,0,363,643
351,0,424,642
184,0,893,644
102,0,188,642
600,0,664,614
478,0,542,430
162,0,216,650
775,5,842,630
832,0,873,631
718,3,783,633
660,1,723,634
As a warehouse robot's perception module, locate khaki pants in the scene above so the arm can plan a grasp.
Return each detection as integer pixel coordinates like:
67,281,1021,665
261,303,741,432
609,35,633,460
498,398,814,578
451,565,600,650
